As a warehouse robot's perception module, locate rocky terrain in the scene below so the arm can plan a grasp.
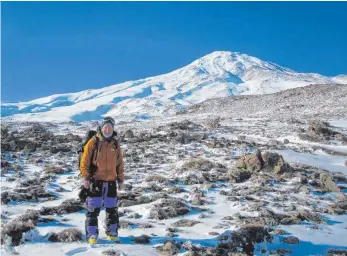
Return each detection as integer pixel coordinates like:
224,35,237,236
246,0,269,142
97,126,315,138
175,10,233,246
180,84,347,121
1,107,347,255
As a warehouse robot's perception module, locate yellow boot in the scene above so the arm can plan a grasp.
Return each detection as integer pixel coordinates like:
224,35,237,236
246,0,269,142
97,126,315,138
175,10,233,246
88,236,97,244
107,235,119,242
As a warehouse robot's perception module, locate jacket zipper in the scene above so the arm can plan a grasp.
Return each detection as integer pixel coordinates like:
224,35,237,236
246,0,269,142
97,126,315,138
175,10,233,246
106,142,108,178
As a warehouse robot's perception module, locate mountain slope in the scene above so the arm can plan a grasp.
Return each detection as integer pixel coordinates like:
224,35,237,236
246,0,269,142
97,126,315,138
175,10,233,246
2,51,345,122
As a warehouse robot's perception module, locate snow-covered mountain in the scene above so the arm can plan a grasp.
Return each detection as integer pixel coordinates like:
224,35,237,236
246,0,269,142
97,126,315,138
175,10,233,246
2,51,345,123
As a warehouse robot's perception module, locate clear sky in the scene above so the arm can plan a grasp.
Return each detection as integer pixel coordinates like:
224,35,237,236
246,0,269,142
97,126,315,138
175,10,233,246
2,1,347,102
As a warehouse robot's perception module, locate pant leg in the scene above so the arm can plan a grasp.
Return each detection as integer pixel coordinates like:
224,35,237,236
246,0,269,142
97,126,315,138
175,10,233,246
85,182,103,239
103,181,119,236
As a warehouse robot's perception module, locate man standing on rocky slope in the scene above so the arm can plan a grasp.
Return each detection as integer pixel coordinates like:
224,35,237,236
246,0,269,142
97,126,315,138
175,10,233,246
80,116,124,244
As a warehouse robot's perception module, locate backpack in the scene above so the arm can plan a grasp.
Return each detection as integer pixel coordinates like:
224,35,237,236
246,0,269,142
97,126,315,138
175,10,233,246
78,130,119,178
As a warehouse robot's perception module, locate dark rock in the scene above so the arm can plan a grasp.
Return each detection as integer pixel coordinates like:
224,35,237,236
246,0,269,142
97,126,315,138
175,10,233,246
335,196,347,210
167,186,185,194
49,145,72,154
166,227,180,233
237,135,246,141
101,249,123,256
319,173,340,192
43,165,66,174
191,193,203,206
329,196,347,214
2,185,56,204
276,248,292,255
118,192,168,207
181,172,206,185
261,151,294,174
129,213,141,219
176,133,192,144
149,199,190,220
132,234,151,244
119,220,134,229
271,229,286,235
17,209,40,225
48,228,83,242
231,224,272,255
220,190,228,196
230,150,294,179
54,133,82,143
181,157,215,172
229,168,252,183
1,219,36,246
24,141,41,153
124,129,135,138
140,223,153,229
156,240,182,255
1,124,9,138
308,120,336,138
235,150,263,172
145,174,168,183
165,232,175,237
1,160,11,168
327,249,347,256
283,236,299,244
198,214,209,219
269,140,280,146
171,219,201,227
296,209,325,223
40,199,84,215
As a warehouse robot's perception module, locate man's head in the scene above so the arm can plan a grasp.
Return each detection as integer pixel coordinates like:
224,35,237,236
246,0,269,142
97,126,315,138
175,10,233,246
100,116,115,139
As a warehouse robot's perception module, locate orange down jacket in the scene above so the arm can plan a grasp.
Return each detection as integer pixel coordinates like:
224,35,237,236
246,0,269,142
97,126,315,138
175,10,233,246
80,134,124,181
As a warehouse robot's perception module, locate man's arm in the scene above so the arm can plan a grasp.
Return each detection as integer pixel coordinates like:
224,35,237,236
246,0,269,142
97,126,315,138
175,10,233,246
80,139,95,179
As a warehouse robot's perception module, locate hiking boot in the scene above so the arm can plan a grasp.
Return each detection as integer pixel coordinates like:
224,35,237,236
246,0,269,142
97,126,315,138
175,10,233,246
107,232,119,242
88,235,97,244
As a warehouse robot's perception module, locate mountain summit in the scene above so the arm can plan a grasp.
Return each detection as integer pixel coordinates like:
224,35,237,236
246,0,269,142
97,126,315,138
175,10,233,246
2,51,344,122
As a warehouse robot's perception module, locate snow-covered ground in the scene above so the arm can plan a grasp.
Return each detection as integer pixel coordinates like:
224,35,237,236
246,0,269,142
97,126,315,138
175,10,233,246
1,115,347,256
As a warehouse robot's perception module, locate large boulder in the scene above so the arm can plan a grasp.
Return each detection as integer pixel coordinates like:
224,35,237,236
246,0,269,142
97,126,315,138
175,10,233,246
22,124,54,141
261,151,294,175
283,236,300,244
49,144,72,154
181,157,219,172
319,173,340,192
1,219,36,246
48,228,83,242
1,124,9,139
300,120,340,142
149,199,190,220
124,129,135,138
308,120,336,138
54,133,82,143
132,234,151,244
235,150,264,172
40,199,84,215
230,150,293,182
230,224,272,255
229,168,253,183
156,240,182,255
171,219,201,227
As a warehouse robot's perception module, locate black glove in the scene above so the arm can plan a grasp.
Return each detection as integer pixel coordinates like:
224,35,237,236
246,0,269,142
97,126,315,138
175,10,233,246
78,185,89,203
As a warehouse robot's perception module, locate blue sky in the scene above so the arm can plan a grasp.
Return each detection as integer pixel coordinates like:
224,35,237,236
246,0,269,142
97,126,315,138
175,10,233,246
2,1,347,102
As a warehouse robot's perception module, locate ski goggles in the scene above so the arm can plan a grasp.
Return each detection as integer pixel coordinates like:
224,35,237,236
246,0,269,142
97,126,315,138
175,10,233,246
102,116,116,127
